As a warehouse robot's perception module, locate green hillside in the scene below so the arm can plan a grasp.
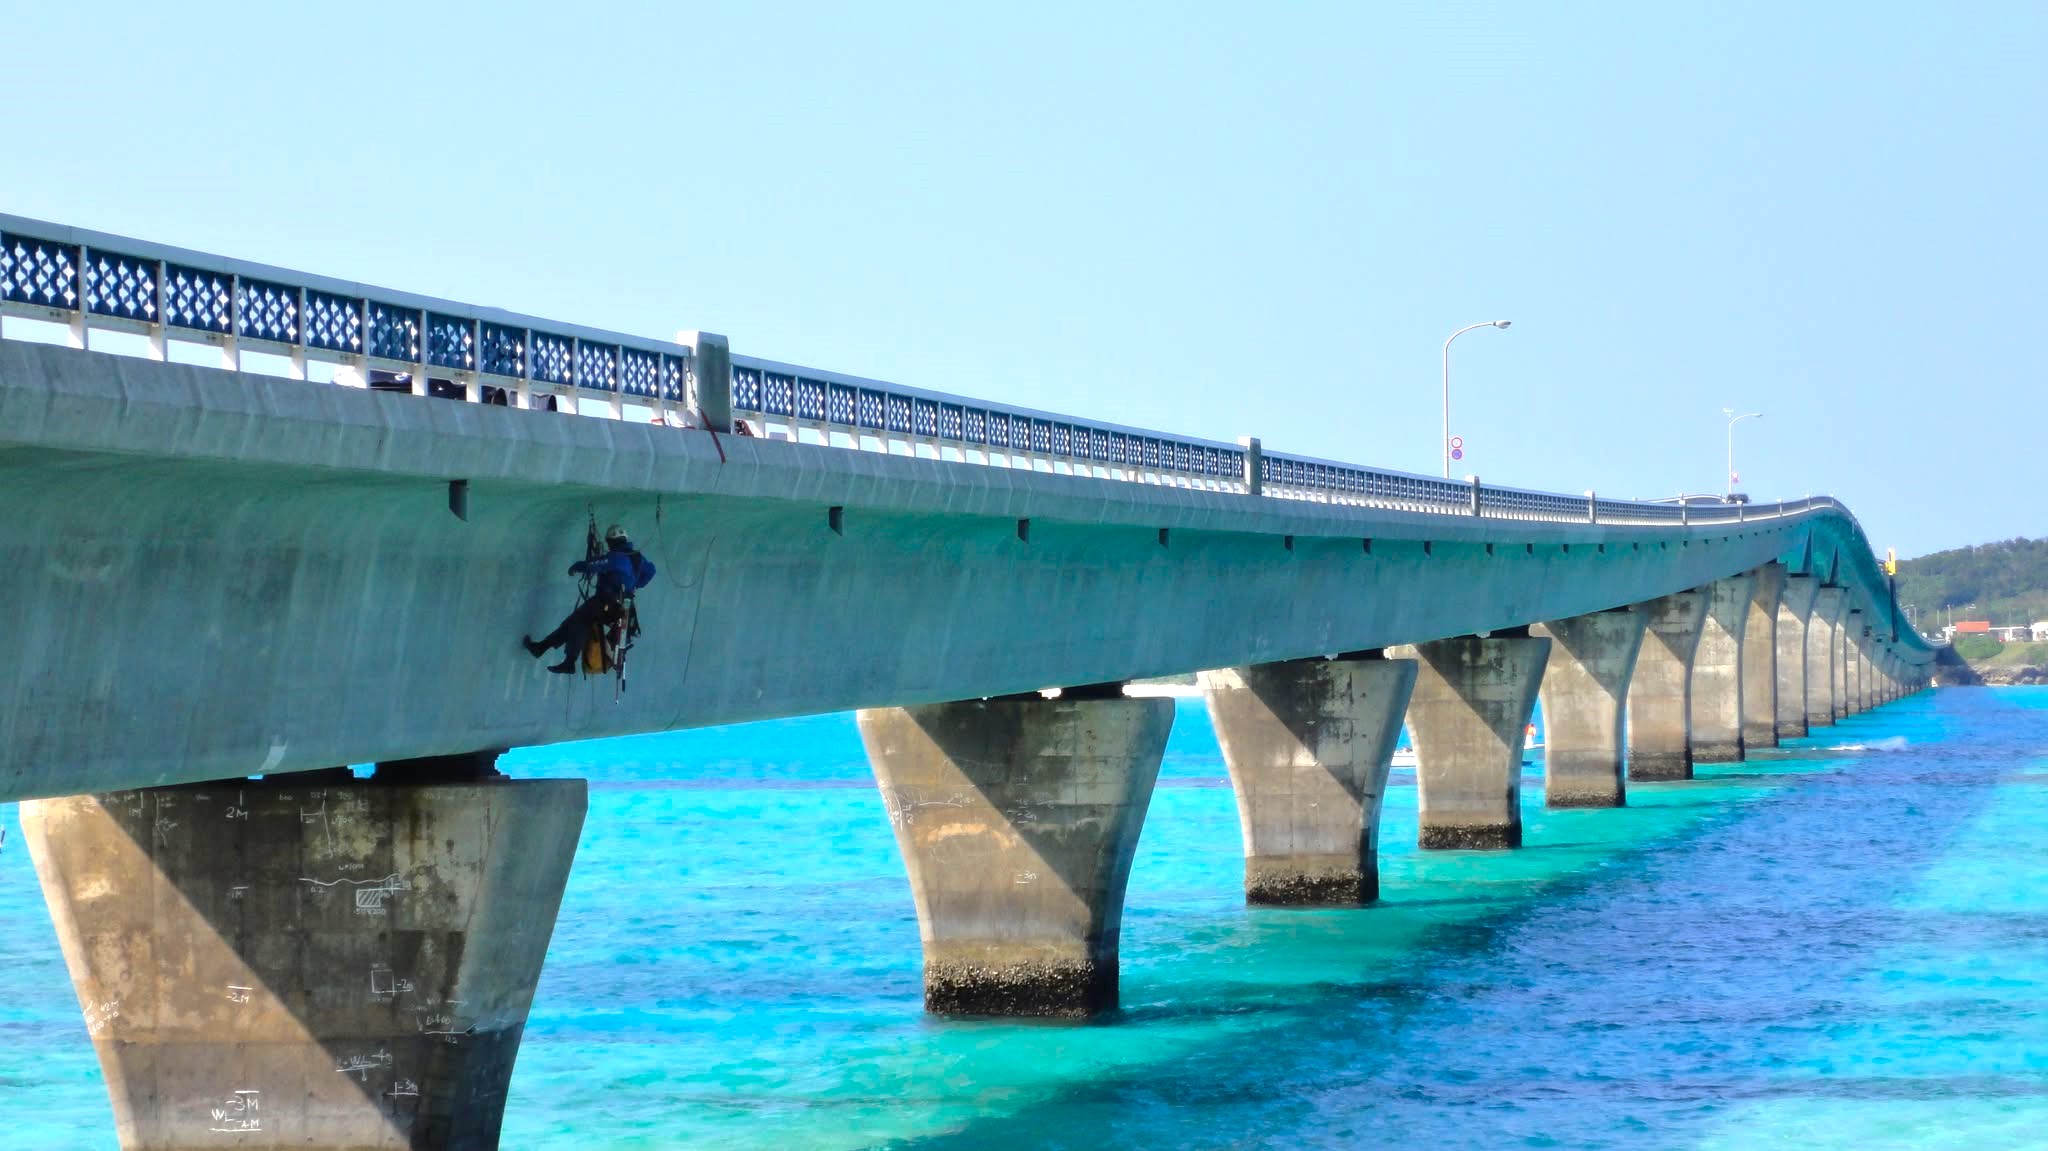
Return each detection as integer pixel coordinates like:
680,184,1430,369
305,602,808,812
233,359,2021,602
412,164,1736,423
1894,537,2048,632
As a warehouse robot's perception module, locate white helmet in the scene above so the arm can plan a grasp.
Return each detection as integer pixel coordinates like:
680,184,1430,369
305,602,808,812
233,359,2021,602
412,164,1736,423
604,524,628,544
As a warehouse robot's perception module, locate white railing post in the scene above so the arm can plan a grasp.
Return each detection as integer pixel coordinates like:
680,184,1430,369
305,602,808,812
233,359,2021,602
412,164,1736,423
147,257,167,361
679,330,731,432
1239,436,1263,496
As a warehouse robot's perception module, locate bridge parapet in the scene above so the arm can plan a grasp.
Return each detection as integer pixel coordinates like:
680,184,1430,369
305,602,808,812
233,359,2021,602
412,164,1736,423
3,213,1837,532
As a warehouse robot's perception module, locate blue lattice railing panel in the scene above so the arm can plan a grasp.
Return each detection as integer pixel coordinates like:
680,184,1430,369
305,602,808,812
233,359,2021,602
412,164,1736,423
575,341,618,391
480,323,527,378
659,355,685,402
827,383,857,425
0,234,80,310
531,334,573,385
84,251,158,322
732,366,763,409
163,264,233,334
426,313,476,371
795,377,826,421
366,303,421,361
236,279,299,344
305,290,362,354
620,348,660,398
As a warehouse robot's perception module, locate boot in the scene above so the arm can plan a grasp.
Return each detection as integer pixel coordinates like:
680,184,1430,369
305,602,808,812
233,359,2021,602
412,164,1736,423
523,635,549,659
547,658,578,674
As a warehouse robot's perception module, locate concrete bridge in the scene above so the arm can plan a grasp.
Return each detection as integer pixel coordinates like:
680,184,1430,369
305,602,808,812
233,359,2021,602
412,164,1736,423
0,216,1934,1149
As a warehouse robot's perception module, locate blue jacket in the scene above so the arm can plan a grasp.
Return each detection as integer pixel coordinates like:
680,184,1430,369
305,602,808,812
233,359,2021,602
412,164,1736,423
572,542,656,599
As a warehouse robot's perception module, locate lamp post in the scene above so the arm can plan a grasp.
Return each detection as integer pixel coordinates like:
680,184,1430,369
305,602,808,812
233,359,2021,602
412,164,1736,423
1722,408,1762,497
1443,320,1511,478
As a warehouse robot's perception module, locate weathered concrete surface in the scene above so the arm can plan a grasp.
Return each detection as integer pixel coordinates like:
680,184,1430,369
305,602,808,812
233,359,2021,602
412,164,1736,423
1626,591,1710,781
1856,639,1876,712
1201,656,1417,905
857,694,1171,1016
1689,574,1757,763
1533,610,1646,808
1774,574,1819,739
1740,564,1785,751
1843,613,1865,716
21,778,584,1150
1806,587,1846,727
0,341,1933,802
1396,633,1550,849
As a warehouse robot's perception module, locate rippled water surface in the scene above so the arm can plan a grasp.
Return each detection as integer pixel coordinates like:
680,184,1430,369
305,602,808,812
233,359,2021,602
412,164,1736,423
4,688,2046,1148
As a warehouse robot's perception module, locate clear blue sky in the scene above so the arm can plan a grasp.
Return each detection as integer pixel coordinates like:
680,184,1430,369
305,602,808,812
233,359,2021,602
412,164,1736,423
4,2,2040,555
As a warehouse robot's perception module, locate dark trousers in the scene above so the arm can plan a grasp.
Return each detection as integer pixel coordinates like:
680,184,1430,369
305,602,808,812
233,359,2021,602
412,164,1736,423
536,597,619,657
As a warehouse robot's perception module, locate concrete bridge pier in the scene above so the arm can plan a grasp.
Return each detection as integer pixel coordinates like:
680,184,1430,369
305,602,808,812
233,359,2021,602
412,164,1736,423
1806,587,1846,727
1858,639,1877,711
1395,631,1551,849
1838,610,1864,719
1774,574,1820,739
858,690,1172,1016
1201,654,1417,905
1690,574,1757,763
1626,590,1710,780
1842,615,1866,715
1532,609,1647,807
1740,564,1785,752
20,765,585,1151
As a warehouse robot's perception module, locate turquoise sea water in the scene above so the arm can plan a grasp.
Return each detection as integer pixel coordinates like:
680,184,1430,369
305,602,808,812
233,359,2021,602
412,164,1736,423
3,688,2046,1148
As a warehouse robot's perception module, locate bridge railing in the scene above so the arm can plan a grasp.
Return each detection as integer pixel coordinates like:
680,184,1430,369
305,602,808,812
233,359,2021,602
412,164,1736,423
730,354,1252,492
0,218,692,417
2,214,1838,530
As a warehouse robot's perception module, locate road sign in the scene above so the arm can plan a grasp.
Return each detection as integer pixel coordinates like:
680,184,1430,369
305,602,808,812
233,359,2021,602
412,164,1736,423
1451,448,1464,461
1450,436,1464,449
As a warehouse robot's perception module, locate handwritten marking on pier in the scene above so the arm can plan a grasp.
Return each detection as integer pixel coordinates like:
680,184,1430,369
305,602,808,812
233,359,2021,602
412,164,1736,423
225,985,254,1005
369,965,416,998
336,1049,394,1080
388,1078,420,1099
207,1090,261,1133
83,999,120,1036
299,873,411,916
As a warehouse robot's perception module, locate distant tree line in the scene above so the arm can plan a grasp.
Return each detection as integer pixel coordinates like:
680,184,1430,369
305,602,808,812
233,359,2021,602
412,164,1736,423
1895,537,2048,629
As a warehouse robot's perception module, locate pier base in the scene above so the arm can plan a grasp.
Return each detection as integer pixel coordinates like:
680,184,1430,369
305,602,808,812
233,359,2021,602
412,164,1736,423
22,775,585,1151
1201,655,1417,905
1398,632,1550,850
1533,609,1646,808
1626,590,1708,781
858,693,1171,1017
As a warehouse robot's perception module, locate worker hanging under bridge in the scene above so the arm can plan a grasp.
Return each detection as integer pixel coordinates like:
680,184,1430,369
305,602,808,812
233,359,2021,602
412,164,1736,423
524,522,656,677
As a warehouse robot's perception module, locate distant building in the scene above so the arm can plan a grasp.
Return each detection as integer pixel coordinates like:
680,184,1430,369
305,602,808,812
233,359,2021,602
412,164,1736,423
1943,620,2042,644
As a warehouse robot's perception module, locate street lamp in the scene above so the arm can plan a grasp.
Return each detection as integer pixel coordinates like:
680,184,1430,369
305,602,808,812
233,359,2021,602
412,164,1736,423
1722,408,1762,497
1443,320,1511,478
